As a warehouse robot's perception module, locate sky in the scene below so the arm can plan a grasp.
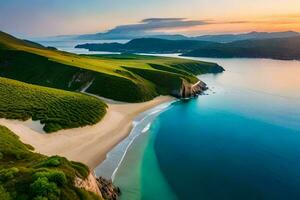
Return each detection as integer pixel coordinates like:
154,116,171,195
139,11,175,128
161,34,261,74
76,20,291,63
1,0,300,37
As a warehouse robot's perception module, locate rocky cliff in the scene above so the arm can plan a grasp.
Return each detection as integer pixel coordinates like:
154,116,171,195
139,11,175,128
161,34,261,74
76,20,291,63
75,173,120,200
75,173,103,198
172,79,208,98
96,177,121,200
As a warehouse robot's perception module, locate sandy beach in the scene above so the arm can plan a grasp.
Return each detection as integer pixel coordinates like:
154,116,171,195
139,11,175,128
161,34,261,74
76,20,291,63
0,95,173,169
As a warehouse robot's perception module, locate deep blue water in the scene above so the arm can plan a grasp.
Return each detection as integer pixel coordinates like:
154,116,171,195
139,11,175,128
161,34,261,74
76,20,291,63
155,97,300,199
114,57,300,200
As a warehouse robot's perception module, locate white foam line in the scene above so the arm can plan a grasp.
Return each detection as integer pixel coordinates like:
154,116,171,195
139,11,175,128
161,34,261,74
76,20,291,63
108,100,178,181
142,123,151,133
110,122,140,181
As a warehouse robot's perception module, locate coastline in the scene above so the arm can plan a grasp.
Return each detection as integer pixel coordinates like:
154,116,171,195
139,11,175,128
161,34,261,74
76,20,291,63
0,95,174,169
95,99,177,180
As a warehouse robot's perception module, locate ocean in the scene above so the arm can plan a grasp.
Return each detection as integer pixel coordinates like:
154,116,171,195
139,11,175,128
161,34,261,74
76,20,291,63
112,57,300,200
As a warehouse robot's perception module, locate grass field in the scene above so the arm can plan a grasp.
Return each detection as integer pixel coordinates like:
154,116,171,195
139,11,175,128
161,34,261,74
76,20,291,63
0,77,107,133
0,125,102,200
0,31,224,102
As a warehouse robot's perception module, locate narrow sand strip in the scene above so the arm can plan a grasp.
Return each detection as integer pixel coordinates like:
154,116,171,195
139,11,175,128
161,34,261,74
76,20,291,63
0,96,173,169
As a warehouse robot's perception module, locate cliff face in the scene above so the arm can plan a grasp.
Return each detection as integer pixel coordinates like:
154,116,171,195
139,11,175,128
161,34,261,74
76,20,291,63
172,79,208,98
75,173,103,198
75,173,120,200
96,177,121,200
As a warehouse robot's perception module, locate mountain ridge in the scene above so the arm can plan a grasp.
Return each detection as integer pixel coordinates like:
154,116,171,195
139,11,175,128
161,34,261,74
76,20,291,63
76,36,300,60
72,30,300,43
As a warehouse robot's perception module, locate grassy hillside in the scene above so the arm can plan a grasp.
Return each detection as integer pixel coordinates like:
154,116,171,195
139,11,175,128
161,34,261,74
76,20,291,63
0,77,107,133
0,31,223,102
0,125,102,200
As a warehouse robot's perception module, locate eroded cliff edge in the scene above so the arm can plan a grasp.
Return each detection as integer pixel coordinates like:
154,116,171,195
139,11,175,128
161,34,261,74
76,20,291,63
76,173,120,200
173,64,224,98
179,79,208,98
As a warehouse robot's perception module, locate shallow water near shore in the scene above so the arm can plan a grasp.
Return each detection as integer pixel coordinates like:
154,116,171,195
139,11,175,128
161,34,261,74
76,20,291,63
113,57,300,200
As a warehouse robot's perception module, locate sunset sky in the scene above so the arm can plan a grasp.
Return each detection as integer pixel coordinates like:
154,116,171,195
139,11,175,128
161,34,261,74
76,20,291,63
1,0,300,37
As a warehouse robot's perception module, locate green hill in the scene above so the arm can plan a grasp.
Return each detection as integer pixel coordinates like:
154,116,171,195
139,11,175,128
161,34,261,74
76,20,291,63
0,77,107,133
75,38,216,53
184,36,300,60
0,31,224,102
76,36,300,60
0,125,102,200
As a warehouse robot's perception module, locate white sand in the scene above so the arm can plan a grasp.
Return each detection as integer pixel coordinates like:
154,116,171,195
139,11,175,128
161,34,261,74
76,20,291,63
0,96,173,169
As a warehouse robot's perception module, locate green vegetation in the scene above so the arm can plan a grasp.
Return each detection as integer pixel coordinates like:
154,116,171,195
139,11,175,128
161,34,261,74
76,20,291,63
76,36,300,60
184,36,300,60
0,125,102,200
0,77,107,133
0,31,224,102
75,31,299,43
75,38,212,53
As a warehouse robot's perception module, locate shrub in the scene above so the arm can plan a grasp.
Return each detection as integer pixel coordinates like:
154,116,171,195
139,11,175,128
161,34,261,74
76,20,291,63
30,177,60,199
38,156,61,167
0,167,19,180
33,171,67,186
0,185,11,200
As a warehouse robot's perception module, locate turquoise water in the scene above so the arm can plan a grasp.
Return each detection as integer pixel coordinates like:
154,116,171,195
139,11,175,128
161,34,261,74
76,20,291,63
114,57,300,200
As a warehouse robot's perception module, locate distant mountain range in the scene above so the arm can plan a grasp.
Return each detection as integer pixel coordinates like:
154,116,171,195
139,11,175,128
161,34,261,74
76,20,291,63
183,36,300,60
76,38,215,53
190,31,300,43
75,31,300,43
76,35,300,60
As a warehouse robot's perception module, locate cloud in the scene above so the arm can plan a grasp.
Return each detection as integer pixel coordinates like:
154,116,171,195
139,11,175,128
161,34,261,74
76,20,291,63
141,18,186,23
99,16,300,38
105,18,208,35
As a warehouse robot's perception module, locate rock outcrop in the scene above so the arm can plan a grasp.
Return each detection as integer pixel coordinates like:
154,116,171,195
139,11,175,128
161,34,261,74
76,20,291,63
172,79,208,98
75,173,102,197
75,173,121,200
96,177,121,200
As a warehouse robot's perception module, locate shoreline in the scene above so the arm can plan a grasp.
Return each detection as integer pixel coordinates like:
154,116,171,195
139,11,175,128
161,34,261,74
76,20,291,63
0,95,174,169
95,99,177,180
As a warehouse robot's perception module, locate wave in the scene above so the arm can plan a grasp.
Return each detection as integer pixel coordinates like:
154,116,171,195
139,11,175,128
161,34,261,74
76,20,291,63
142,123,151,133
94,99,177,181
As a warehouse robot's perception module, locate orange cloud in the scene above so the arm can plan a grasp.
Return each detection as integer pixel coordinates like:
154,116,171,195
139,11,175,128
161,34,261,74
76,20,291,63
152,14,300,35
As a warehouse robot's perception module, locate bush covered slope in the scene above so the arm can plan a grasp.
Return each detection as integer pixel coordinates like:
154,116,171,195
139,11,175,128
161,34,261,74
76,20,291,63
0,77,107,133
0,31,224,102
0,125,102,200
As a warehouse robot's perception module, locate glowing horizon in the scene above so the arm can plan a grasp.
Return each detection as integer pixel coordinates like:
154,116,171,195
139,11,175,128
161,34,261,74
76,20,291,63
1,0,300,37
